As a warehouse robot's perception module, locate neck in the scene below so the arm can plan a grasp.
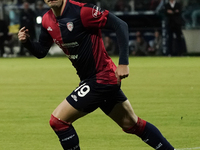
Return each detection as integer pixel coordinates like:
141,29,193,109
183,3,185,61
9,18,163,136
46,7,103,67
52,0,66,17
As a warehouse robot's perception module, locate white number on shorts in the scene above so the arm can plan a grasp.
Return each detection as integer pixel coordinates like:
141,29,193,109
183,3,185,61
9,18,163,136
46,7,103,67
78,85,90,97
74,83,90,97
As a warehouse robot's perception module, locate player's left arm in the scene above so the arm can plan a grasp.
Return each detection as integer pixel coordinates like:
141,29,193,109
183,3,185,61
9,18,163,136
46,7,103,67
80,6,129,81
104,12,130,81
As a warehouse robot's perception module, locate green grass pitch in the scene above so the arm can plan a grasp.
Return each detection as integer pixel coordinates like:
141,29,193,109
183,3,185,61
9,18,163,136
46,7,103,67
0,56,200,150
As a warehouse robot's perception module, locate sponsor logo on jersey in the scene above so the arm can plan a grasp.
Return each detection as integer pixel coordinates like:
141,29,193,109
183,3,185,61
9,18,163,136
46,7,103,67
47,26,53,31
62,42,79,48
66,54,78,60
92,5,103,18
53,39,62,48
67,22,74,31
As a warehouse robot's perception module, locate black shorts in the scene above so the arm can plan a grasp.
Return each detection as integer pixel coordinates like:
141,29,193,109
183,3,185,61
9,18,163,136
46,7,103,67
66,79,127,115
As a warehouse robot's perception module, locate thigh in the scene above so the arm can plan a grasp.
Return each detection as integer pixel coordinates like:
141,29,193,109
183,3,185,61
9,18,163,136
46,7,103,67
99,88,127,115
52,99,88,123
108,100,138,130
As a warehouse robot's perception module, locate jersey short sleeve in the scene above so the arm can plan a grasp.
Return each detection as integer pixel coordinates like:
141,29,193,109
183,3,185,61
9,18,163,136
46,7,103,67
80,4,109,29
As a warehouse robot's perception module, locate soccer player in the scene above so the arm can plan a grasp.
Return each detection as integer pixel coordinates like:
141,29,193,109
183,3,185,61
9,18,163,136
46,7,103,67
18,0,176,149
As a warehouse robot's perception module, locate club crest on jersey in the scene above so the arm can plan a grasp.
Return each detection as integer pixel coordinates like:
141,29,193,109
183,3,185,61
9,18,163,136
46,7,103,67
92,5,102,18
67,22,74,31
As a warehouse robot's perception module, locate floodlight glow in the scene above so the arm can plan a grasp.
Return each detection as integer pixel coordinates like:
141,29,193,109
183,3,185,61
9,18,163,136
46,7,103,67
36,16,42,24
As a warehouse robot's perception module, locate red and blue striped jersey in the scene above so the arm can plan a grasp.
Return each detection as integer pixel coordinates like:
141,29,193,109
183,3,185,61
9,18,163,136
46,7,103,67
40,0,118,84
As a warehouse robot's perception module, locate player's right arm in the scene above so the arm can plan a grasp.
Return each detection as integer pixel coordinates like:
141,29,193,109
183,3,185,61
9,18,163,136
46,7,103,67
18,27,30,43
18,26,53,58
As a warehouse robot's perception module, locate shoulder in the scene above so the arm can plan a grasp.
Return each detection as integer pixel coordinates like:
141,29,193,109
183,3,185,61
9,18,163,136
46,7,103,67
42,10,55,28
165,3,170,7
175,2,181,7
68,0,85,7
30,9,35,14
43,9,53,18
80,4,109,19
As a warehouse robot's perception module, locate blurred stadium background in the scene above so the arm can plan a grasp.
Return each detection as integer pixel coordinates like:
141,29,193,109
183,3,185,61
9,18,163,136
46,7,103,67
0,0,200,57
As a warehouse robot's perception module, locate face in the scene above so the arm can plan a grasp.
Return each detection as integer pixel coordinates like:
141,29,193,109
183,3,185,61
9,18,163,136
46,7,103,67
104,37,110,43
44,0,63,9
23,2,29,10
136,37,142,43
155,31,159,37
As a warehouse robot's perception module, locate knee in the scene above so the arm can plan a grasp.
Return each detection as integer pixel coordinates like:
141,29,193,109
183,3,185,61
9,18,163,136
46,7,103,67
121,116,138,131
49,114,70,132
123,117,147,137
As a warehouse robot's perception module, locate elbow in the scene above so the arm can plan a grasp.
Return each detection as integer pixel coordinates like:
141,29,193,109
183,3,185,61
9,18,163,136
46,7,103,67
123,21,128,28
36,54,46,59
36,56,45,59
33,52,47,59
120,20,129,31
34,48,49,59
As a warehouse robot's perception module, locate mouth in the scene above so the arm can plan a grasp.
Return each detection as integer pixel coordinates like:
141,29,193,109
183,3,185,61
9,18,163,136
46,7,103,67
48,0,56,3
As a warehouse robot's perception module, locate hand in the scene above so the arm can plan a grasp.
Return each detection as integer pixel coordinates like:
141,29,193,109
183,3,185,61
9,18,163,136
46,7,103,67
18,27,30,43
115,65,129,84
167,10,174,14
175,9,179,13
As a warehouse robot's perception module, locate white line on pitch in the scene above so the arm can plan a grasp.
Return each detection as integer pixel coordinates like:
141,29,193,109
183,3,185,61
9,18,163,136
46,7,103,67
177,147,200,150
